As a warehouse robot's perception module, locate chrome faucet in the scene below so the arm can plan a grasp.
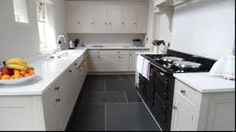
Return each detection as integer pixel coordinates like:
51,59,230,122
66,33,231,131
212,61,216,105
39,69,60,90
57,35,67,52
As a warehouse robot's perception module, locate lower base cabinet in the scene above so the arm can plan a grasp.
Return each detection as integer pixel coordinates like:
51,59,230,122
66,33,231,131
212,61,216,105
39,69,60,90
88,49,149,72
0,56,87,131
171,79,235,131
43,57,88,131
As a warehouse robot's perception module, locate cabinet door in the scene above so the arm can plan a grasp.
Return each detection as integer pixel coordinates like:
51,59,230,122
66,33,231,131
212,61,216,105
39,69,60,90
117,54,130,71
122,5,136,33
95,4,108,33
108,5,122,33
171,92,197,131
129,51,137,71
88,56,104,72
79,3,96,33
65,2,80,33
135,5,147,33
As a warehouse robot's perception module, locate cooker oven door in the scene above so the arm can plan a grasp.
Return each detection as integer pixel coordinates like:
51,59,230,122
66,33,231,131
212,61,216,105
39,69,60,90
153,67,172,131
138,65,155,113
153,93,170,131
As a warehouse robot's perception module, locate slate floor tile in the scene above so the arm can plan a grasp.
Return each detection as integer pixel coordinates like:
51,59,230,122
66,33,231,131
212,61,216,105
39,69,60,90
81,92,105,105
106,103,160,131
125,91,142,103
67,75,159,131
67,104,105,131
86,76,105,93
105,91,127,103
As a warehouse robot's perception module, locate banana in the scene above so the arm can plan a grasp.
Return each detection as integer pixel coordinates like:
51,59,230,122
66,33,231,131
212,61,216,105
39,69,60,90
6,58,27,65
6,64,28,71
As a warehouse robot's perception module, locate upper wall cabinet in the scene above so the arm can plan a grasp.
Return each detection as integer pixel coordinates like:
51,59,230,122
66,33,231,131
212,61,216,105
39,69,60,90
66,1,148,33
154,0,186,7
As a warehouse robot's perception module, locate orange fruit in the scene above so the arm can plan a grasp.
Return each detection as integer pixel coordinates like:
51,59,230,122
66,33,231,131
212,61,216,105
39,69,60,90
1,75,11,80
24,73,32,77
14,69,21,76
10,76,15,80
20,70,27,76
27,69,35,75
13,74,23,79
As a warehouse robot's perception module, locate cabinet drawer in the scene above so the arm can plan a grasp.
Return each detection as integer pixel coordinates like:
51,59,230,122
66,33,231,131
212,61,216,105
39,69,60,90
174,79,202,105
113,50,129,54
43,85,56,103
89,50,102,56
89,50,129,55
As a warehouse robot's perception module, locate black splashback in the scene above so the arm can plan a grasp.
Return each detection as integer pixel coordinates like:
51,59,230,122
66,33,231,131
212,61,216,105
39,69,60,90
167,49,216,70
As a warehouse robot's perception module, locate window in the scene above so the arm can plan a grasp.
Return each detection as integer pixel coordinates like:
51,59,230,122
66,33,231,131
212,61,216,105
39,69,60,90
13,0,29,23
36,1,47,52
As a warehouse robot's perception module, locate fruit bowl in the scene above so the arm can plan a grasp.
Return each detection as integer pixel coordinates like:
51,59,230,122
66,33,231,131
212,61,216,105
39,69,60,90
0,74,36,85
0,58,36,85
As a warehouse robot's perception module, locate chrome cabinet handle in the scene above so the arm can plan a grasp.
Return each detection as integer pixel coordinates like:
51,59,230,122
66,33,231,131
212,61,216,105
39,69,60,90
104,22,107,25
122,22,125,25
69,70,72,72
55,86,60,91
160,72,165,76
109,22,112,25
56,98,61,103
91,22,94,25
180,89,186,94
173,106,177,110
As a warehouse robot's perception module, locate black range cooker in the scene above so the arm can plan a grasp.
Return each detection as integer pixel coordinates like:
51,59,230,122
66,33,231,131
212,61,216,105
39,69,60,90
138,50,216,131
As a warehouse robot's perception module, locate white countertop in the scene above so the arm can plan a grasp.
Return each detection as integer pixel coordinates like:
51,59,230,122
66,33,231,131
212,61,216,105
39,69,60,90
174,72,235,93
0,48,87,96
86,46,150,50
0,47,151,96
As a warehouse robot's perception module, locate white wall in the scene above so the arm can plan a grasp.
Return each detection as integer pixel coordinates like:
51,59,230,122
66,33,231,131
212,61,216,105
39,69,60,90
0,0,65,62
145,0,155,50
68,33,146,47
171,0,235,59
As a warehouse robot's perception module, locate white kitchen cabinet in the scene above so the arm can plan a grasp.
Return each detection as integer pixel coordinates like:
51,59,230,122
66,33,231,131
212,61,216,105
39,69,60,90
65,2,80,33
95,4,108,33
129,51,137,71
88,49,150,73
88,50,130,72
121,4,147,33
66,2,96,33
122,5,136,33
79,3,96,33
65,1,147,33
135,5,147,33
171,89,198,130
0,55,88,131
108,4,122,33
171,79,235,131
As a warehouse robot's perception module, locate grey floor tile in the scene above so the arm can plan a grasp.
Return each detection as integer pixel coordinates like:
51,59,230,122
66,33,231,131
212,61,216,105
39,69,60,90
86,75,105,93
67,104,105,131
105,91,127,103
81,92,105,105
125,91,142,103
106,78,124,92
106,103,160,131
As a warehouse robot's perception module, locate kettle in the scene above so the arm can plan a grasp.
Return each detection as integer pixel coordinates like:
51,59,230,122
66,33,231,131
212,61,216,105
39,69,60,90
69,40,75,49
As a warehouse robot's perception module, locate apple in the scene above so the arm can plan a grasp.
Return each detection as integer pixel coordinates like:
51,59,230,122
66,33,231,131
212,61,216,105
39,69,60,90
0,67,13,75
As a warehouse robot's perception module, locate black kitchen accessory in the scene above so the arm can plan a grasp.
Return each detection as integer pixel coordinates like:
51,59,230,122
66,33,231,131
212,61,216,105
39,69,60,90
74,39,79,47
133,39,143,47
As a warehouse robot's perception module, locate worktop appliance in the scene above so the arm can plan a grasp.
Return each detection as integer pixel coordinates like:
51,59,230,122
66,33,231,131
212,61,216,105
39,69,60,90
138,49,216,131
